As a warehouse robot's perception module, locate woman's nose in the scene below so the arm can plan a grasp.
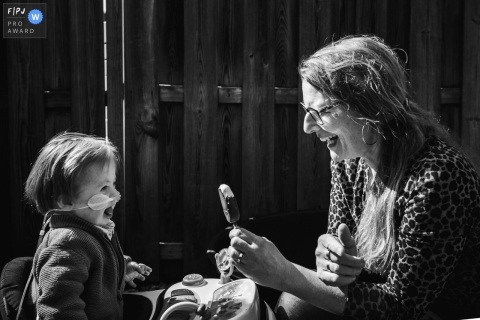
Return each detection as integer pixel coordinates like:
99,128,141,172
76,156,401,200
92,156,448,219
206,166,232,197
303,113,320,134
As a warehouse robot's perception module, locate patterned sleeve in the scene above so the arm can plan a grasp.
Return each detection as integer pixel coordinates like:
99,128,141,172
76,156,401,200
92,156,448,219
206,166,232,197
343,155,479,319
35,245,90,319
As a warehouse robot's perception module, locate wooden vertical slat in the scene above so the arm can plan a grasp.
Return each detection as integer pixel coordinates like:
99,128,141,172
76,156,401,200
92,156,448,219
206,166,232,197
184,0,219,275
242,0,276,218
7,38,45,257
44,0,71,143
462,0,480,153
124,0,160,280
373,0,388,40
440,0,463,136
217,0,243,223
297,0,332,211
69,0,105,135
0,37,12,271
157,0,185,282
410,0,442,114
274,0,298,213
355,0,376,35
106,0,126,247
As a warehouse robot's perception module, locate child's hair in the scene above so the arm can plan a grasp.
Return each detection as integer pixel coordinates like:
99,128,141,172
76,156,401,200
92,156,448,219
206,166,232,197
25,132,121,215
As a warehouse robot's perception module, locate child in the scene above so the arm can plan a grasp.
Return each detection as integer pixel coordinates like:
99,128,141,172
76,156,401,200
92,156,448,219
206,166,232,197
25,132,151,319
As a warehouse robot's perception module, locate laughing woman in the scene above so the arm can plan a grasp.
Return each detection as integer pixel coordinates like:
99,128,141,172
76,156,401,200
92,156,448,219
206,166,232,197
227,35,480,319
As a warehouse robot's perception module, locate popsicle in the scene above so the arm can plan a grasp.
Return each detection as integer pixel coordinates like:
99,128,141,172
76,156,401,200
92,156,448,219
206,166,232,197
218,184,241,228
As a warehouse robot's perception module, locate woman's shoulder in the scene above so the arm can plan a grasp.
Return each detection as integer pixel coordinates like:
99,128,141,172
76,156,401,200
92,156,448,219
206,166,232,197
411,136,478,176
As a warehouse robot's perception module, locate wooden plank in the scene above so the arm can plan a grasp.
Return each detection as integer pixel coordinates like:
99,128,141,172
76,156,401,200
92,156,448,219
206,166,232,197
69,0,105,135
183,0,219,276
462,0,480,153
298,0,332,211
441,88,461,105
373,0,388,40
242,0,276,218
355,0,376,35
159,85,461,105
216,0,243,235
44,91,70,108
382,0,410,65
440,0,463,137
409,0,442,114
45,108,71,139
157,0,184,85
0,38,12,271
106,0,126,248
7,38,45,257
156,0,186,283
274,0,298,213
44,0,70,91
124,0,160,280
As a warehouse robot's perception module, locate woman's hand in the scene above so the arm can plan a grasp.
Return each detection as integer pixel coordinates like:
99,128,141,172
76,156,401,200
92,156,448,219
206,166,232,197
316,223,365,287
124,260,152,288
227,227,293,291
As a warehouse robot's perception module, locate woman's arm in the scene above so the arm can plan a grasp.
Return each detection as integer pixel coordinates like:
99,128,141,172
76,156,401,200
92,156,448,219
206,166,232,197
228,228,348,315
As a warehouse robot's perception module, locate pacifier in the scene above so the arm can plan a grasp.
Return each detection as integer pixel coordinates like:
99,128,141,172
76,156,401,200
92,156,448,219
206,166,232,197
216,248,234,284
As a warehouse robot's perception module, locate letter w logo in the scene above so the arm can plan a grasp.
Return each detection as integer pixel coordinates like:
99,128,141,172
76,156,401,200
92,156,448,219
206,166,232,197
31,14,40,20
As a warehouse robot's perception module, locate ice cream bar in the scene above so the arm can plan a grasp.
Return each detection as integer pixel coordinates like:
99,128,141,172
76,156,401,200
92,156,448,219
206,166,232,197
218,184,241,225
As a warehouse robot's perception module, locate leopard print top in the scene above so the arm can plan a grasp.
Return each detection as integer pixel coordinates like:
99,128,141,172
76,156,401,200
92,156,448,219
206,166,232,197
328,136,480,320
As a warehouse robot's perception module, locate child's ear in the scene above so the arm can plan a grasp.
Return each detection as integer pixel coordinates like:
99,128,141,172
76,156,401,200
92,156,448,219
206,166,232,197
57,197,73,210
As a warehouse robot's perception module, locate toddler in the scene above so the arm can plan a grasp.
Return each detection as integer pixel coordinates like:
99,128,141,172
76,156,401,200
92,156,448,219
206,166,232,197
25,132,151,319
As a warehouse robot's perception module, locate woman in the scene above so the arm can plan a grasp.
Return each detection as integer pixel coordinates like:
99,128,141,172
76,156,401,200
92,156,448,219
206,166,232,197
227,35,480,319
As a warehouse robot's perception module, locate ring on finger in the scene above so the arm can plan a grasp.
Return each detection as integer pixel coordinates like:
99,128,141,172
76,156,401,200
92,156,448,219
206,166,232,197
236,252,244,264
326,261,332,272
326,250,331,261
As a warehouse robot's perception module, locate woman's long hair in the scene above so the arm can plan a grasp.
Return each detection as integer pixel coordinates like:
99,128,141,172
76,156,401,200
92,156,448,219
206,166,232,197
299,35,455,273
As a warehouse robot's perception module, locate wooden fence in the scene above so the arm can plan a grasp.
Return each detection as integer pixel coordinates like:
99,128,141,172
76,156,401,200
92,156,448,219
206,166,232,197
2,0,479,284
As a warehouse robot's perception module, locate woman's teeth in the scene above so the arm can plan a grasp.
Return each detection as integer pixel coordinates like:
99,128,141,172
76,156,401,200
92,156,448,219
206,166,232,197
320,135,338,145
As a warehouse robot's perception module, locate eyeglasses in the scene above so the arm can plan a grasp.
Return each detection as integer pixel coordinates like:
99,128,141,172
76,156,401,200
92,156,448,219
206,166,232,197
300,102,338,125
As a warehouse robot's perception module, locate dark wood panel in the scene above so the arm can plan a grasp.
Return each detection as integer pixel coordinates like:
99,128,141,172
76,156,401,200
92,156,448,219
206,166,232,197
183,0,220,276
442,0,463,88
44,0,70,91
462,0,480,152
157,0,184,85
275,105,298,213
0,37,12,271
384,0,410,63
69,0,105,135
355,0,376,35
124,0,160,280
298,0,332,211
410,0,442,114
156,0,185,283
242,0,276,218
7,38,45,258
45,108,71,139
158,101,185,282
106,0,126,248
274,0,299,213
275,0,299,88
217,0,244,87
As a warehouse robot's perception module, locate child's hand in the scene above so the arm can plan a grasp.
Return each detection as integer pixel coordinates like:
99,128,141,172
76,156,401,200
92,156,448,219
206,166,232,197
124,261,152,288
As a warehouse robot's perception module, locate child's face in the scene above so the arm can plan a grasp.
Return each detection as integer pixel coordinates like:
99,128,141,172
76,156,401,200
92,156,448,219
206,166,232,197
70,159,119,227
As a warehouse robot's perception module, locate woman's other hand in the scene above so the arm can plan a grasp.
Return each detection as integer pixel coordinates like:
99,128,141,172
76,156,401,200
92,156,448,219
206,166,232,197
228,227,293,290
315,223,365,287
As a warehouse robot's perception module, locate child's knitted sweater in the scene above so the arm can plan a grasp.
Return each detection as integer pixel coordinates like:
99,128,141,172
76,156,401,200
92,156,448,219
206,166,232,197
32,214,126,319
